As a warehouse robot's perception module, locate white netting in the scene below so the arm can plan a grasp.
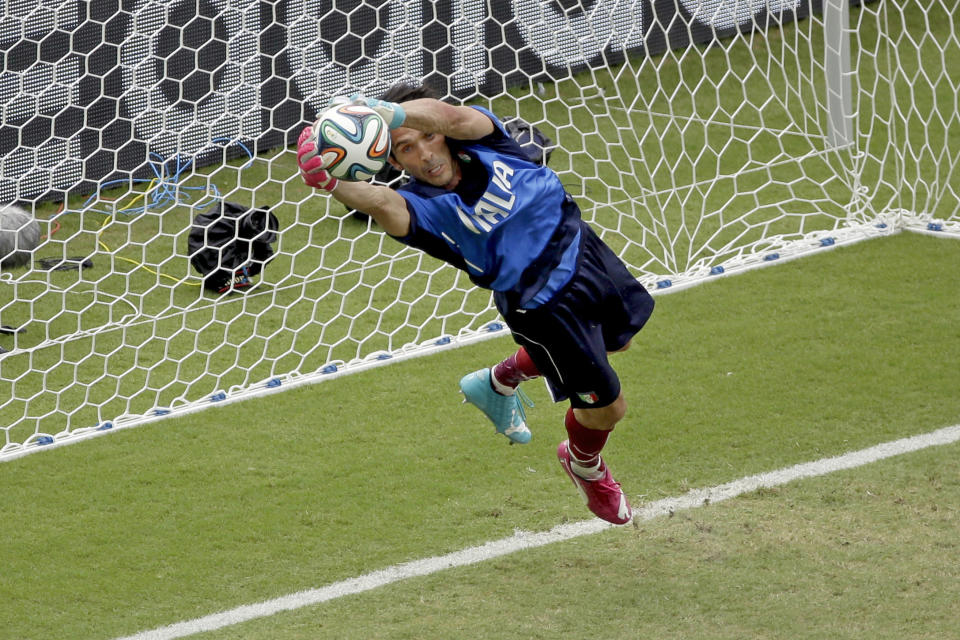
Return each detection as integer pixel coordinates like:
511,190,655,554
1,0,957,460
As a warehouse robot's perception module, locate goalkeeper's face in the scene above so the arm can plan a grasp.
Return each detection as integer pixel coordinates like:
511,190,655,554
389,127,461,190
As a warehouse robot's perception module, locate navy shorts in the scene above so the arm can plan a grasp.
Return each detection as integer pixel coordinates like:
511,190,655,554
496,223,655,409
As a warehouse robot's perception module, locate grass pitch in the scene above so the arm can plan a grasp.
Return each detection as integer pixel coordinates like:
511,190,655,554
1,3,958,638
1,231,958,639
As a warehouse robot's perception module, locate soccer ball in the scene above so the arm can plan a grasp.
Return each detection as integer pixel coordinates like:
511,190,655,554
310,105,390,181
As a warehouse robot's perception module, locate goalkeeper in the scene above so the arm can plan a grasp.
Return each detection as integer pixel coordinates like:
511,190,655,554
297,82,654,525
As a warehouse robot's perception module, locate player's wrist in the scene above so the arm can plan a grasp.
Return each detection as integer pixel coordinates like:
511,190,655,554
301,169,338,192
339,94,405,129
375,99,406,129
318,175,339,192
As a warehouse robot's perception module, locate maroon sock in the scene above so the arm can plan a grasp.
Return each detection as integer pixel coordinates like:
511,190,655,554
564,407,610,467
492,347,540,389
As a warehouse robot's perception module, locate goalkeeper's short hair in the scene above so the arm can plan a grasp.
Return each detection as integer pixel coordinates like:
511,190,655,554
379,80,440,105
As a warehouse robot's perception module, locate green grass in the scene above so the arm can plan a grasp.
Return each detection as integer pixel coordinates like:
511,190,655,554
203,444,960,640
0,5,958,634
0,231,958,639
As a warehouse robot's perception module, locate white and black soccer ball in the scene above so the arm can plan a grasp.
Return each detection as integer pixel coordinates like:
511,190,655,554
0,204,40,269
310,104,390,181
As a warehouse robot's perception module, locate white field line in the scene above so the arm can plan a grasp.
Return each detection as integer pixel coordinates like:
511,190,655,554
114,423,960,640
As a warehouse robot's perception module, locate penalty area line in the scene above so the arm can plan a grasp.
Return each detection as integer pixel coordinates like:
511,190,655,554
114,423,960,640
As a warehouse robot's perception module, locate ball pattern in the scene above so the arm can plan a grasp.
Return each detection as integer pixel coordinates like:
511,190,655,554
311,105,390,181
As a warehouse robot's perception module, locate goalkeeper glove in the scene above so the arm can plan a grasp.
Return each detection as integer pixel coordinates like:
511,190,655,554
296,126,339,192
330,94,406,130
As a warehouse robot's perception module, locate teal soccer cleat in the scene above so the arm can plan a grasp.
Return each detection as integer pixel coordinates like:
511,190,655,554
459,368,533,444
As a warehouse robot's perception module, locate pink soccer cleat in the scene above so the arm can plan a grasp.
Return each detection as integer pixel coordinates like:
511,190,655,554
557,440,632,525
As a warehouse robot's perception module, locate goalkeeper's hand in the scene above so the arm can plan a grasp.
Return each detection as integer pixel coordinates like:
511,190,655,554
330,94,406,130
296,125,339,192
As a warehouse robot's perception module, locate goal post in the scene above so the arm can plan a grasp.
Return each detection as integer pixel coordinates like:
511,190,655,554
0,0,956,461
824,0,855,149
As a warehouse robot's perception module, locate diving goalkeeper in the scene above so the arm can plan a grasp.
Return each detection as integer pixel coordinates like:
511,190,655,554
297,82,654,525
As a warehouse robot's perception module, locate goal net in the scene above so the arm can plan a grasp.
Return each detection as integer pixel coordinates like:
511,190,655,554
1,0,956,460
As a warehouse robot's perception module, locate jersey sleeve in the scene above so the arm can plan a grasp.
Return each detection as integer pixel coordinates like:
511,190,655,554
448,107,533,164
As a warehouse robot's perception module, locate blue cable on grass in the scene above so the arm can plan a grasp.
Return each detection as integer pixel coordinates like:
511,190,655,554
75,138,255,217
51,139,256,285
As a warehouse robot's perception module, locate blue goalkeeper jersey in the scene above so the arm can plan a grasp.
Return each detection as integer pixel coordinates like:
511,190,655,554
394,107,581,310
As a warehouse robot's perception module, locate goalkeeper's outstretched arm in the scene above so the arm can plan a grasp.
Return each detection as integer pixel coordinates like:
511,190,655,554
327,181,411,237
393,98,493,141
296,124,411,237
296,94,490,237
